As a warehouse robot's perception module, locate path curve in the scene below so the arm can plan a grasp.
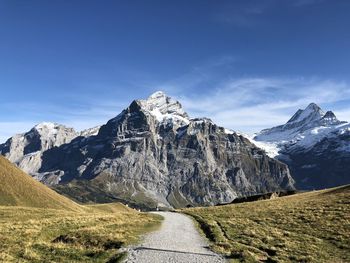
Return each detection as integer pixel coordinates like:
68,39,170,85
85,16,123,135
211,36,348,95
124,212,225,263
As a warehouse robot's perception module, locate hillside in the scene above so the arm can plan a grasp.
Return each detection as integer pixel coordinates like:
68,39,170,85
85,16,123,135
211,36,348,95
0,156,82,211
0,156,162,261
184,185,350,262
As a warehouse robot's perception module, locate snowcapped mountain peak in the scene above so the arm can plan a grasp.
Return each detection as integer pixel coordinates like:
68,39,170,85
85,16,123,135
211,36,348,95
306,102,321,111
144,91,186,115
32,122,77,137
254,102,350,163
285,103,344,128
254,102,348,145
148,90,167,100
0,122,78,171
287,102,324,125
303,102,323,117
253,103,350,190
320,111,344,126
138,91,190,126
32,122,66,138
34,122,57,130
323,110,336,119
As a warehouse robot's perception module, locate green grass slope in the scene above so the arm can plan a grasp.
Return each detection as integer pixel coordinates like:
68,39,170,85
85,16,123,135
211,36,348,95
184,185,350,263
0,156,82,211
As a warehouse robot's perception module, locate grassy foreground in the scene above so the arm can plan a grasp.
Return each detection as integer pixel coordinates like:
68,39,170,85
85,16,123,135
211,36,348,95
183,185,350,263
0,203,162,262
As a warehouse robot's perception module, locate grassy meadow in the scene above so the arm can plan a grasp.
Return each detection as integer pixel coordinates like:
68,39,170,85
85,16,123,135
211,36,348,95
184,185,350,263
0,156,162,262
0,203,162,262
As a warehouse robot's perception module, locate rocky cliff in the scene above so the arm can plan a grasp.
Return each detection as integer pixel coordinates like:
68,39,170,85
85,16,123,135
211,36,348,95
1,92,295,208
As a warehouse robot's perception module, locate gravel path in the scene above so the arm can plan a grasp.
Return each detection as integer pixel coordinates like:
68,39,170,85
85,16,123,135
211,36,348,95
124,212,225,263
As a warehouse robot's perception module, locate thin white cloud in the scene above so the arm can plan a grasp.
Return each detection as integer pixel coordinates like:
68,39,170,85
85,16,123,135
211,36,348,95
169,77,350,135
1,53,349,143
1,77,349,143
145,57,350,135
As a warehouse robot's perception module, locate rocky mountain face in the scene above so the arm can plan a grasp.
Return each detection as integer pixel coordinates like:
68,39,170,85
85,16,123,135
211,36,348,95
254,103,350,190
0,122,101,177
0,92,294,208
0,122,78,175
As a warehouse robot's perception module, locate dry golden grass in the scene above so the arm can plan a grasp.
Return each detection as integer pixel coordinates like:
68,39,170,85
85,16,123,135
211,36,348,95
184,185,350,263
0,204,162,262
0,156,82,211
0,156,162,262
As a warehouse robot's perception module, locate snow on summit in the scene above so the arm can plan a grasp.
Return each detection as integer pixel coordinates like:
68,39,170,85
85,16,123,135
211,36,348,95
34,122,57,130
139,91,190,126
287,103,324,124
253,102,350,155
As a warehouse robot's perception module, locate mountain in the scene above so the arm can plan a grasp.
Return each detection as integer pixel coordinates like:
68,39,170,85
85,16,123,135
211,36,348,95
0,122,78,175
254,103,350,189
0,91,295,208
0,156,82,210
0,122,102,182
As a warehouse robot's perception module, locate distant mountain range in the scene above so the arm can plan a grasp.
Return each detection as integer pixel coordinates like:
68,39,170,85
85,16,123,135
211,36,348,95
0,91,294,209
254,103,350,189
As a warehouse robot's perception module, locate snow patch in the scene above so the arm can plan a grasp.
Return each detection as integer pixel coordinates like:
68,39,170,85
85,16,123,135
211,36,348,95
224,128,234,135
139,91,190,127
251,140,280,158
239,133,280,158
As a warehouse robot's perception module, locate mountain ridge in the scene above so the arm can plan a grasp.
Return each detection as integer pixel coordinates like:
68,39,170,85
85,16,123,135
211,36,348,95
254,102,350,189
0,91,295,208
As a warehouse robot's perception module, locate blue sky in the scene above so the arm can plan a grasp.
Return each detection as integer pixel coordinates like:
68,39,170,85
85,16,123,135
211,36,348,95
1,0,350,142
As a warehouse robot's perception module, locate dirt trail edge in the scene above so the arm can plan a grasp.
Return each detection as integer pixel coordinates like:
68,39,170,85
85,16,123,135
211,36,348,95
124,212,226,263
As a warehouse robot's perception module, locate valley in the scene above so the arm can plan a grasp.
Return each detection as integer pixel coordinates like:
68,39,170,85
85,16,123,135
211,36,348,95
2,2,349,262
1,93,349,263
